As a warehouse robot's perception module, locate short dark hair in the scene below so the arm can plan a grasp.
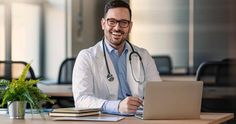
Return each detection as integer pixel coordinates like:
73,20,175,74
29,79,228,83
104,0,132,20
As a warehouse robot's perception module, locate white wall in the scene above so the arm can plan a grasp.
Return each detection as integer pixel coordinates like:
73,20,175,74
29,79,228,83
44,0,66,80
130,0,189,68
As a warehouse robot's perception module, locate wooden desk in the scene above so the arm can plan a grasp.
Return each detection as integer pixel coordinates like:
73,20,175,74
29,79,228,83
37,83,72,97
37,76,197,97
161,75,196,81
203,87,236,99
0,113,234,124
38,82,236,99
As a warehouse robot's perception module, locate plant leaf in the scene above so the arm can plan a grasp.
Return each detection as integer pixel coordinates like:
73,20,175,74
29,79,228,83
18,63,31,82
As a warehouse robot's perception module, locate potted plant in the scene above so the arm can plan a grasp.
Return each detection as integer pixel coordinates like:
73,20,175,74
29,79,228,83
0,63,53,119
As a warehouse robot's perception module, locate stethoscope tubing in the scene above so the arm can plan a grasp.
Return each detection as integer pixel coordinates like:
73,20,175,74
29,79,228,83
102,38,145,84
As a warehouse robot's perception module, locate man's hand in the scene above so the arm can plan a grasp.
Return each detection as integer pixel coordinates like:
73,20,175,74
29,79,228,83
118,96,143,114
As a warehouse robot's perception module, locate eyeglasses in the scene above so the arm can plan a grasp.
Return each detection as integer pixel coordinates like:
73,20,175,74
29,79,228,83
106,18,130,28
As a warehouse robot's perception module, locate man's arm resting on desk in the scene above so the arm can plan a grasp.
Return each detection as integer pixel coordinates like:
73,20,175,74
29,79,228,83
118,96,143,114
101,100,121,115
101,97,143,115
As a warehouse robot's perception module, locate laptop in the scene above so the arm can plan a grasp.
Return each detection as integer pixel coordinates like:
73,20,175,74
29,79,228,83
135,81,203,120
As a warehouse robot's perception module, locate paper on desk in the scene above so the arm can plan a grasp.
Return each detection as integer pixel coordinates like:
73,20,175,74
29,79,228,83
0,108,7,115
52,116,125,122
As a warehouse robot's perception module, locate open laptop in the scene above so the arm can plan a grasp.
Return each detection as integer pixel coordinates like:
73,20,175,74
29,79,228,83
135,81,203,120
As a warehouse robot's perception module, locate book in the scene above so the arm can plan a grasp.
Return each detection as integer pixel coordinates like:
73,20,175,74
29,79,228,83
52,116,125,121
51,107,100,113
49,111,100,117
49,107,100,117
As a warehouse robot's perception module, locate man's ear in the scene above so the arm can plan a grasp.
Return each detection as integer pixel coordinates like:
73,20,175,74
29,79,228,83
101,18,106,30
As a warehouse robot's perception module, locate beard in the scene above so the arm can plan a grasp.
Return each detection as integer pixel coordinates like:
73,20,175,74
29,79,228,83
108,29,127,46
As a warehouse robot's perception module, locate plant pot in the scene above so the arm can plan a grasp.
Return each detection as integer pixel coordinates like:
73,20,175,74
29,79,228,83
8,101,27,119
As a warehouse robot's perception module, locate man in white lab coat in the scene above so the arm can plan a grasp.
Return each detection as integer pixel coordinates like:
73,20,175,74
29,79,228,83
73,0,161,115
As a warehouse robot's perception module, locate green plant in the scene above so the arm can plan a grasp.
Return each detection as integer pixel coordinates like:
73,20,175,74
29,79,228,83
0,63,53,117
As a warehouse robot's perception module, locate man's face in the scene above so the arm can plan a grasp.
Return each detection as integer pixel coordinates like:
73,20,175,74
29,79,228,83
101,7,132,49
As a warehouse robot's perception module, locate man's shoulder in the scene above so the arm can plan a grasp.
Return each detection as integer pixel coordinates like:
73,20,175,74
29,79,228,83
131,43,148,53
78,41,102,57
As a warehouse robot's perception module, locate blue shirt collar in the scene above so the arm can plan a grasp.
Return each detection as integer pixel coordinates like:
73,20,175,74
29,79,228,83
104,38,128,55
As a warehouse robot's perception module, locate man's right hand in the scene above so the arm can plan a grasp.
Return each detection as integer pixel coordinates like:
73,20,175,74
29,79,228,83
118,96,143,114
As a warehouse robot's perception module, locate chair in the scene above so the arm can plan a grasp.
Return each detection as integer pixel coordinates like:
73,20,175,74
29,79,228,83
196,60,236,86
221,58,236,86
58,58,76,84
196,61,221,86
0,60,36,80
196,60,236,114
152,55,172,75
56,58,76,107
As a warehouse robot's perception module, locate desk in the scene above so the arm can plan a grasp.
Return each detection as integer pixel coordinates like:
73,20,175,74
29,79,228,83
203,87,236,99
37,76,197,97
161,75,196,81
0,113,234,124
37,83,72,97
38,83,236,100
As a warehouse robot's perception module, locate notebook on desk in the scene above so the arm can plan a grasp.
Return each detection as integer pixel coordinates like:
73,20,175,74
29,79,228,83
135,81,203,120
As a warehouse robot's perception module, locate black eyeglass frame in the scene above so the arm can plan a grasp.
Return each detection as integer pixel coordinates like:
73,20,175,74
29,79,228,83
106,18,131,28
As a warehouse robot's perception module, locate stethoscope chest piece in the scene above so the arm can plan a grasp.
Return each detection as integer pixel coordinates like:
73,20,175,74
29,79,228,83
107,73,114,82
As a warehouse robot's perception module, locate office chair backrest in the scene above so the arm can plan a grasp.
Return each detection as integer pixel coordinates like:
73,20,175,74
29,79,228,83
220,58,236,86
196,60,236,86
0,60,36,80
152,55,172,75
56,58,76,107
196,59,236,116
58,58,76,84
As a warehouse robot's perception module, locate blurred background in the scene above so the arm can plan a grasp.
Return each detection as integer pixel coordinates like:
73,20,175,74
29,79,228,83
0,0,235,80
1,1,236,122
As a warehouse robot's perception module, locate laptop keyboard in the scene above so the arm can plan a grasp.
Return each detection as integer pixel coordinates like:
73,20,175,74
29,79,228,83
135,106,144,119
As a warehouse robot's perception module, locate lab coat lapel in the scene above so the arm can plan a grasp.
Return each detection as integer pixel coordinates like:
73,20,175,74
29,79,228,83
126,44,144,98
96,42,119,99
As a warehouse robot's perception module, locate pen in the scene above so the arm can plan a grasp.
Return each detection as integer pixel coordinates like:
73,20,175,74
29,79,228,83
126,93,131,97
126,93,144,107
126,93,144,100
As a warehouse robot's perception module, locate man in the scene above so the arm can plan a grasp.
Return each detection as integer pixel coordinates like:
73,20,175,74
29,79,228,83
73,0,161,115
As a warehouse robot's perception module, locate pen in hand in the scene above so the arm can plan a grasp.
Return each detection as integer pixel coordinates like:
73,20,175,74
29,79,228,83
126,93,144,107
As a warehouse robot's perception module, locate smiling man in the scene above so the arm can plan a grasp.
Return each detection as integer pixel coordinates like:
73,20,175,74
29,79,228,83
101,5,132,55
72,0,161,115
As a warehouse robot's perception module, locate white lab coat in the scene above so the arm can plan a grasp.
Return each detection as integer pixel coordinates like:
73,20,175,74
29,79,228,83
72,41,161,109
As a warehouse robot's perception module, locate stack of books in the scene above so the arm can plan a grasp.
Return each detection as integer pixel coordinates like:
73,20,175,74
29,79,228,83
48,107,100,117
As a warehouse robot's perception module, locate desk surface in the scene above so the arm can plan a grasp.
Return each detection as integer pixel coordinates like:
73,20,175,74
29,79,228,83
0,113,234,124
161,75,196,81
37,83,73,97
37,75,197,97
38,82,236,99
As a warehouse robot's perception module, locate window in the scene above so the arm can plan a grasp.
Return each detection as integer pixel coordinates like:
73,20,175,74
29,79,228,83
1,1,42,77
130,0,189,71
0,5,5,60
12,3,41,77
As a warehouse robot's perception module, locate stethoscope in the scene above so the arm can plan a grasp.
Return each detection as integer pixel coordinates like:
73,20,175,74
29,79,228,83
102,38,145,84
